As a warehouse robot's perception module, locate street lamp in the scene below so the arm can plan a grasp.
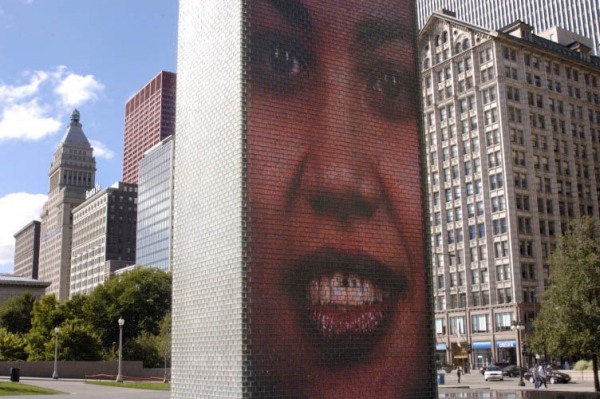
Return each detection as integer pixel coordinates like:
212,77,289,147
52,326,59,379
511,320,526,387
116,317,125,383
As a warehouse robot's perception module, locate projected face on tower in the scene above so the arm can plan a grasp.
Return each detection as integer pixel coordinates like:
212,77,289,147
247,0,431,397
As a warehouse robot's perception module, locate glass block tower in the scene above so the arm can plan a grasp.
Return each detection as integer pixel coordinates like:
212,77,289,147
172,1,435,398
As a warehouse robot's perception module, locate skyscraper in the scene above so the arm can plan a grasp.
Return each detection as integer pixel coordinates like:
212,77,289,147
420,10,600,370
13,220,41,279
122,71,176,184
135,136,174,271
417,0,600,56
70,182,137,297
38,110,96,300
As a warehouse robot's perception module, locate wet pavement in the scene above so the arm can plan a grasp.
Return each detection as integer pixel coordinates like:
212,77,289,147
1,372,598,398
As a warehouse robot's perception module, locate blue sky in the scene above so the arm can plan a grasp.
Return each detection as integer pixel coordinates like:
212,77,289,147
0,0,178,273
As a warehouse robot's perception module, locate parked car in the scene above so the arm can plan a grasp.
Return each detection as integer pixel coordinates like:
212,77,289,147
484,365,504,381
524,365,572,384
502,365,528,377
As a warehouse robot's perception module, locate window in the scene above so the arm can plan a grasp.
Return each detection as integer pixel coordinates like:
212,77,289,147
495,312,513,332
435,319,446,334
449,316,465,334
471,314,490,333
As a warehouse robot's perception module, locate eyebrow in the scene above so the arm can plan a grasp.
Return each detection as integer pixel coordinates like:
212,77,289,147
267,0,313,32
355,20,412,47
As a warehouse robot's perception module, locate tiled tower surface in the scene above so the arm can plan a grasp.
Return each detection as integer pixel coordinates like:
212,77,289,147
13,220,41,279
172,1,245,398
38,110,96,300
173,1,435,398
122,71,176,184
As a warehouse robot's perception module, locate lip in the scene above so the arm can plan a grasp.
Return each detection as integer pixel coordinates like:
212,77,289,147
286,248,406,362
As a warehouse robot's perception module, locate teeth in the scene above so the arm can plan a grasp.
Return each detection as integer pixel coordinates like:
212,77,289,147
309,274,384,306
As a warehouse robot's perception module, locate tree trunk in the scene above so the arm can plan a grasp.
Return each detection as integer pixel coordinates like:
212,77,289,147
593,353,599,392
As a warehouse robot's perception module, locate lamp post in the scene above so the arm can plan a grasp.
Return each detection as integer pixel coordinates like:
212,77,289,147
52,326,59,379
511,320,526,387
116,317,125,383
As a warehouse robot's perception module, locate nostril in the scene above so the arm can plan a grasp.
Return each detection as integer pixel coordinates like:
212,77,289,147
308,192,378,220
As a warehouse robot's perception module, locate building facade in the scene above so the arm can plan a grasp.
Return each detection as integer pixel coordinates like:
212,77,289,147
70,182,137,297
13,220,41,279
38,110,96,300
122,71,176,184
135,136,173,271
0,274,50,306
420,11,600,370
417,0,600,56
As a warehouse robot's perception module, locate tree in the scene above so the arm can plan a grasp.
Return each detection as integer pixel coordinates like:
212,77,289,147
0,328,27,360
25,294,62,360
83,268,172,352
0,292,36,334
529,217,600,392
47,319,103,361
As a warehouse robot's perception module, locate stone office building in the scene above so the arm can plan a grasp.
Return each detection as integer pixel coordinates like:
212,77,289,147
420,10,600,369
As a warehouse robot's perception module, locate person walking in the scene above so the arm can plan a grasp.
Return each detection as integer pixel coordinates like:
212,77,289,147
457,366,462,383
533,364,540,389
538,364,548,388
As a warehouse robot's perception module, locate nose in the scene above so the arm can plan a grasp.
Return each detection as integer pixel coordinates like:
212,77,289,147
298,70,383,223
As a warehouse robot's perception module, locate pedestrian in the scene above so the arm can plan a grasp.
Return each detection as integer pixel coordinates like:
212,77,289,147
538,364,548,388
457,366,462,383
533,364,540,389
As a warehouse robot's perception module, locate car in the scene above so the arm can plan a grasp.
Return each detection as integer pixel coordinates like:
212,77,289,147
484,365,504,381
524,365,572,384
480,362,510,375
502,365,528,377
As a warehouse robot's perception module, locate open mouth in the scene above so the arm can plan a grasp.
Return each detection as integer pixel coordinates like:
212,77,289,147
289,248,405,361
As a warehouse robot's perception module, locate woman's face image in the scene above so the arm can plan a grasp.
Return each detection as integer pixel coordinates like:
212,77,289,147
247,0,432,397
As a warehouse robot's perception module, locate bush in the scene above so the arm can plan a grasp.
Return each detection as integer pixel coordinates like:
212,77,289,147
574,359,592,371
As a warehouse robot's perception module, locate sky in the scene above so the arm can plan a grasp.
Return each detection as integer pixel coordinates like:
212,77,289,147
0,0,178,273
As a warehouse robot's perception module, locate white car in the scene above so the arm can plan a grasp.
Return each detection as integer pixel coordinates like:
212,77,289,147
484,366,504,381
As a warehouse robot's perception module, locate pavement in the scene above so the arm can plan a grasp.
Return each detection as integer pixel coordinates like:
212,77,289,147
1,372,598,398
439,369,598,395
0,377,170,399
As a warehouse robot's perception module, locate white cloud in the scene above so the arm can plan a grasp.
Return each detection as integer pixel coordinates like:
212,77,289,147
55,72,104,107
0,66,105,143
89,139,114,160
0,192,47,270
0,70,48,101
0,100,61,141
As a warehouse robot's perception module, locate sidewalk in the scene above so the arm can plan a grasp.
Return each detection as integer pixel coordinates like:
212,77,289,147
0,377,169,399
438,370,597,393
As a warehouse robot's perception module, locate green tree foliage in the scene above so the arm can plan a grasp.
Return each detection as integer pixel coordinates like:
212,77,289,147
0,328,27,360
0,292,36,334
83,268,172,354
529,217,600,391
25,295,62,360
45,319,103,361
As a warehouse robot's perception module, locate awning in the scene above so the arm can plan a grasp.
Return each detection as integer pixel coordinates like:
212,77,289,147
496,340,516,348
436,343,447,351
472,341,491,349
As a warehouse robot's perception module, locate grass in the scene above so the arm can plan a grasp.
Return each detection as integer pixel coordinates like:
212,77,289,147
86,381,170,391
0,381,63,396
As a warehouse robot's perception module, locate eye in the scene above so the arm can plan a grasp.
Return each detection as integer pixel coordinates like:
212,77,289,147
368,70,403,98
365,65,416,121
250,32,312,93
